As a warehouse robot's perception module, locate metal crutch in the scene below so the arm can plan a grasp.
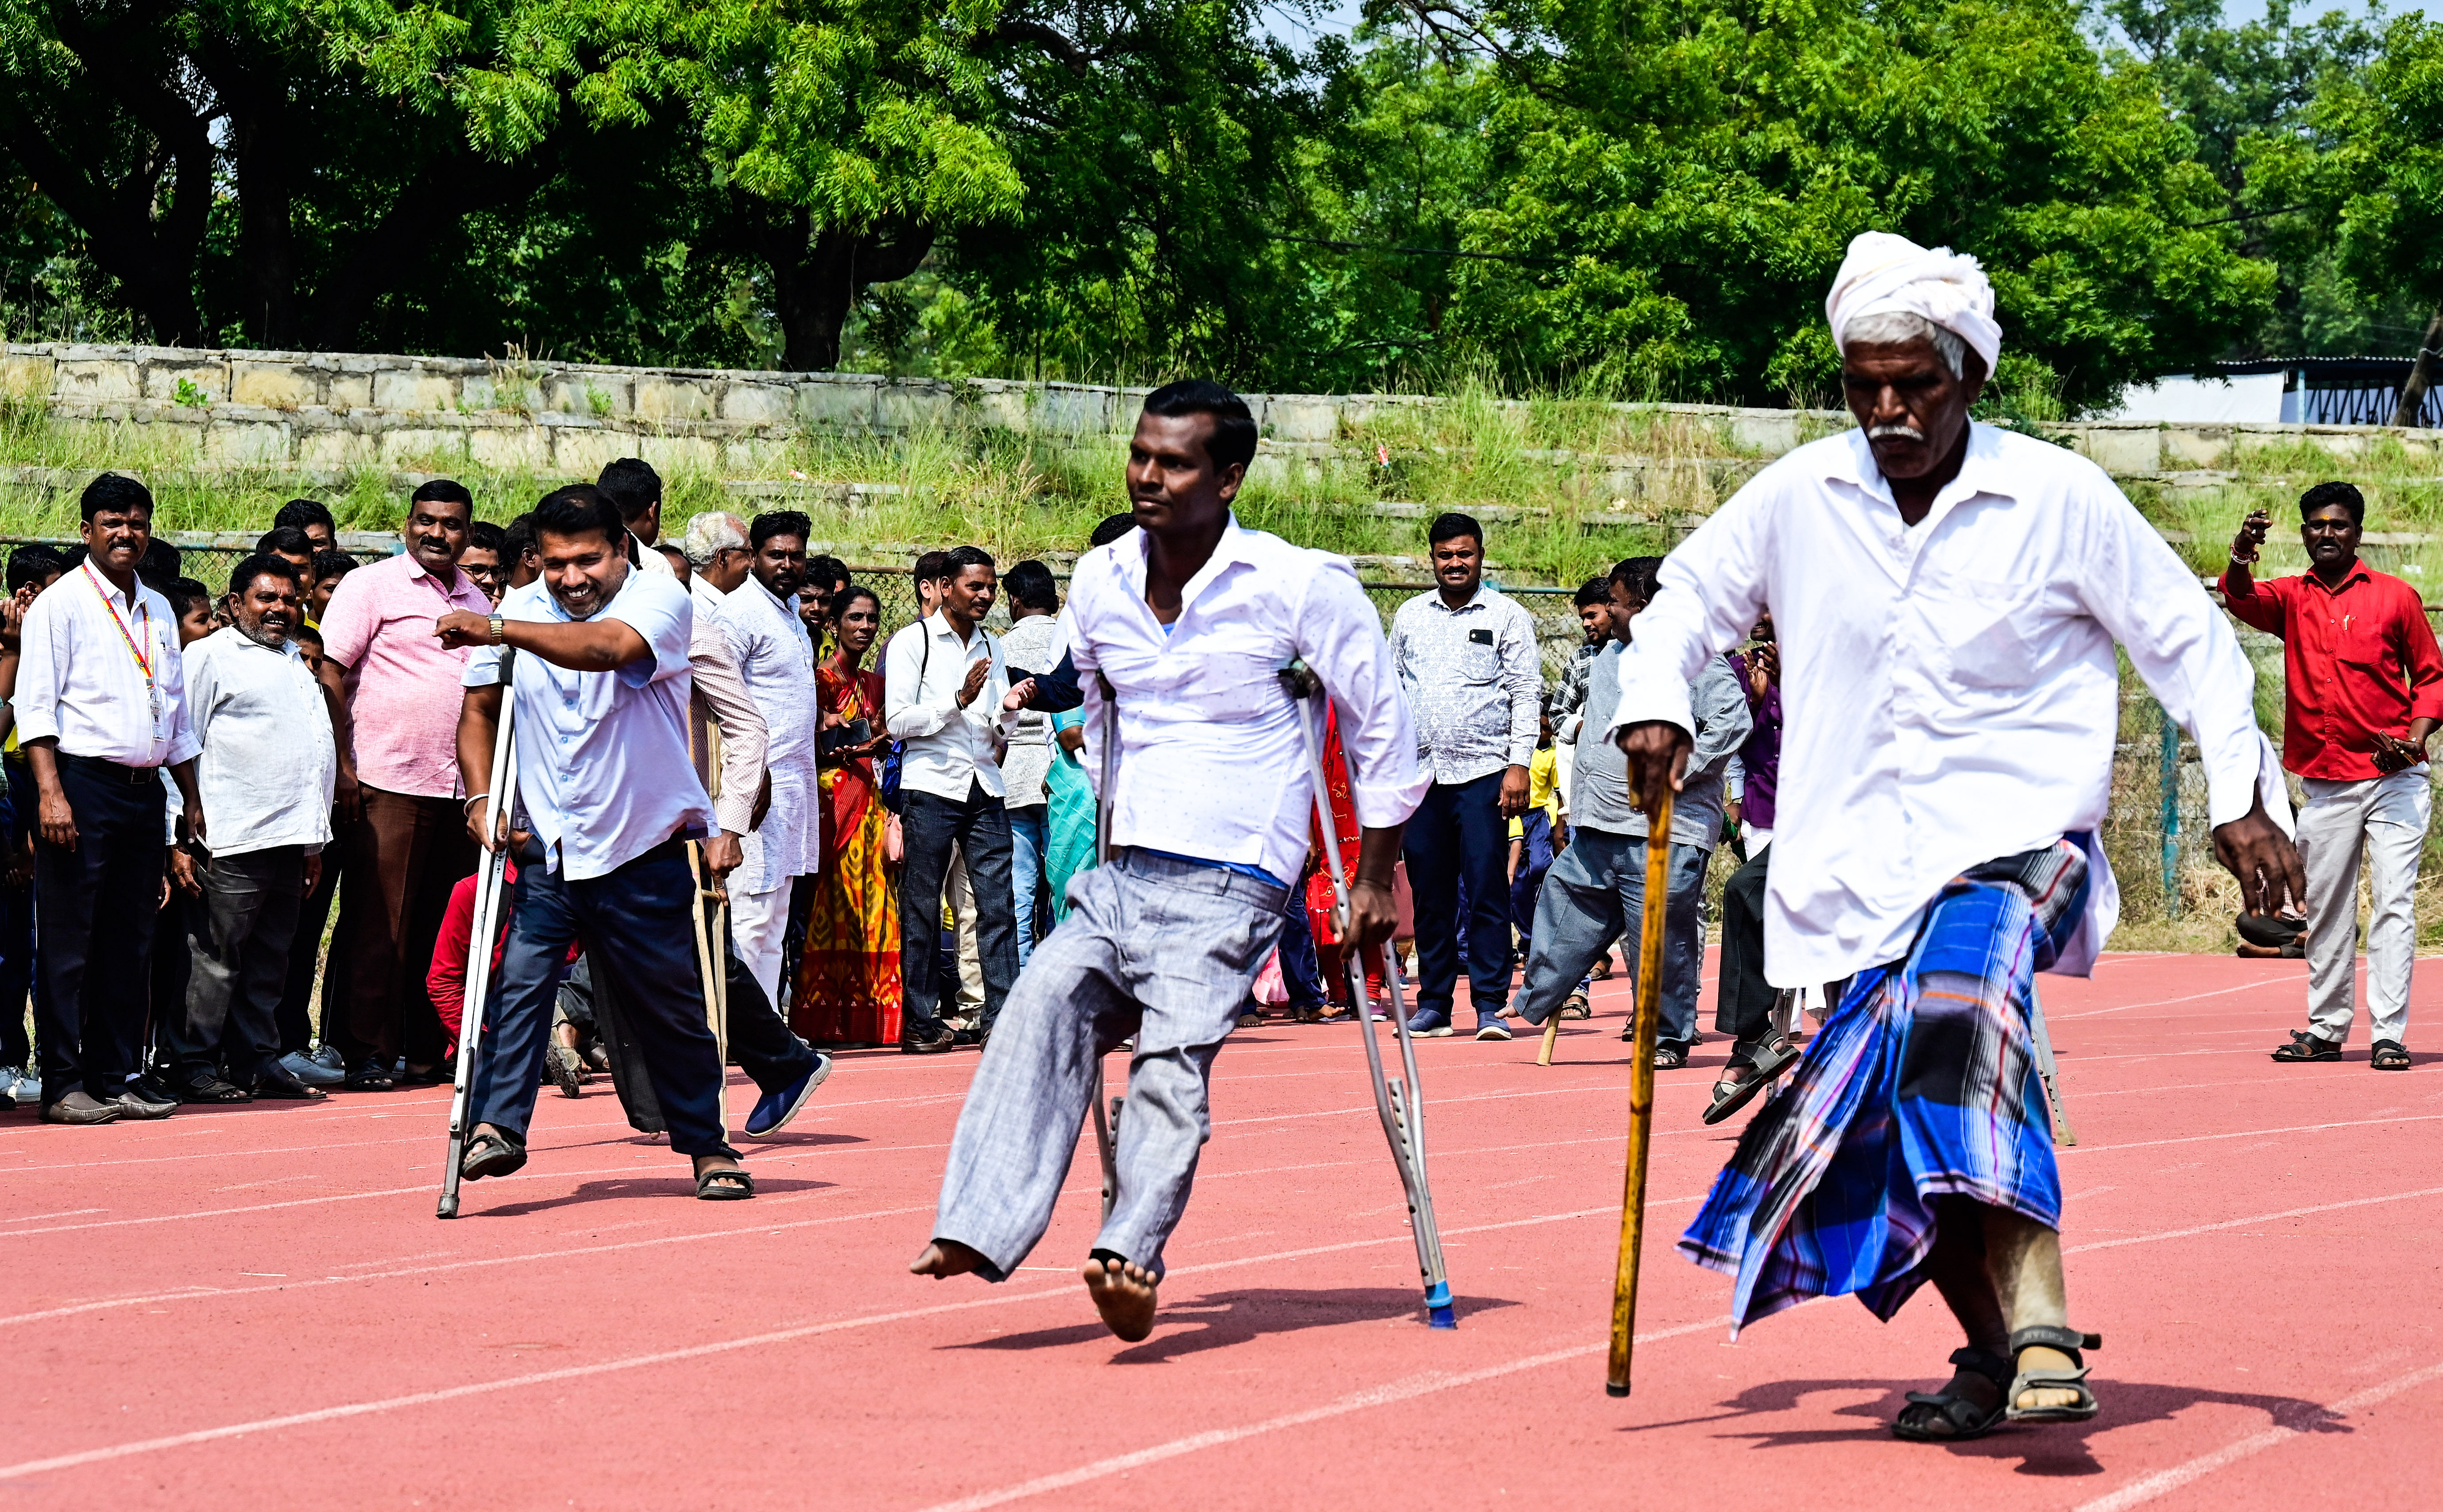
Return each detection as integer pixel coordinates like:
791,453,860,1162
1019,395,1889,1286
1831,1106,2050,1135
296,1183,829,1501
1280,660,1456,1329
437,677,522,1219
2029,983,2076,1147
1088,675,1122,1220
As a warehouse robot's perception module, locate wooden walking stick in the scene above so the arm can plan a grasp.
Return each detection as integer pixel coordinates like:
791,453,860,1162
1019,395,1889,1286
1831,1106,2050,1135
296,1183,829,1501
1536,996,1566,1067
1608,782,1676,1396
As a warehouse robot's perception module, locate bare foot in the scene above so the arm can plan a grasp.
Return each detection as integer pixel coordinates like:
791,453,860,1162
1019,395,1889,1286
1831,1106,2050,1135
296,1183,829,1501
1083,1254,1158,1341
909,1238,990,1279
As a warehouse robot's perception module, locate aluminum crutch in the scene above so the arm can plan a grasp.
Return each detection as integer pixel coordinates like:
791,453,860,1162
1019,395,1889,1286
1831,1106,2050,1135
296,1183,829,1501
438,677,521,1219
1089,674,1122,1220
2030,982,2076,1147
1279,659,1455,1329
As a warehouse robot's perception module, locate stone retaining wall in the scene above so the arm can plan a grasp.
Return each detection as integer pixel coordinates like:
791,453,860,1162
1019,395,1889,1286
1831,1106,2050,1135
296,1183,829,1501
5,341,2438,484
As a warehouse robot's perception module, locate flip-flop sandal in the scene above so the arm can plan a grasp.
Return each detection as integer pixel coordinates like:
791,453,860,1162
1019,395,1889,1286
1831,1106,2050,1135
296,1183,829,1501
1701,1039,1801,1126
1647,1044,1689,1069
1893,1346,2014,1442
1559,993,1592,1020
696,1167,756,1201
2272,1029,2341,1063
460,1130,527,1181
177,1078,253,1103
2004,1326,2102,1423
2372,1039,2412,1071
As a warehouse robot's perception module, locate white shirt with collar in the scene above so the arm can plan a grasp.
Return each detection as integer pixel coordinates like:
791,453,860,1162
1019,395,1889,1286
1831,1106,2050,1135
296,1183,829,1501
715,573,823,891
15,559,200,768
1060,518,1430,885
1388,581,1543,784
1609,422,2286,987
463,568,714,881
183,625,335,856
883,611,1017,802
684,575,769,839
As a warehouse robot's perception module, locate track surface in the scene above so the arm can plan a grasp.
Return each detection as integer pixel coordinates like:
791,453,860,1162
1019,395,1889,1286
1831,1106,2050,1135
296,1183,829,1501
4,951,2439,1509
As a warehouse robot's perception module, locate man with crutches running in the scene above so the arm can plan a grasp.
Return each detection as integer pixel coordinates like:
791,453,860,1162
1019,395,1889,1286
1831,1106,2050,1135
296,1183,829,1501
440,484,750,1201
912,379,1428,1341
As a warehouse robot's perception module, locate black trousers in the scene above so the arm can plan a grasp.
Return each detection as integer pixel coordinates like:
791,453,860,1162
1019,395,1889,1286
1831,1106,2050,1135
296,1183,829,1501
595,916,821,1135
275,827,340,1055
33,754,169,1103
896,781,1017,1038
1717,843,1775,1044
162,846,307,1085
1403,770,1517,1018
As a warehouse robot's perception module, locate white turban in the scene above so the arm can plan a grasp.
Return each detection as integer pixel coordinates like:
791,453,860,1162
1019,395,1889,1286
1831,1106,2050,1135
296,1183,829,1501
1824,231,2003,377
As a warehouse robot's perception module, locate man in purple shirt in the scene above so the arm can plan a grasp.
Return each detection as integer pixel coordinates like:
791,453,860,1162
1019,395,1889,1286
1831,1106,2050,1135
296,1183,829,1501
1705,618,1797,1125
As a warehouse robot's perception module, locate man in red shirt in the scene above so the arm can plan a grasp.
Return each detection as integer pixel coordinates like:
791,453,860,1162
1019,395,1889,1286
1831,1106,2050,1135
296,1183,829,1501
2223,481,2443,1070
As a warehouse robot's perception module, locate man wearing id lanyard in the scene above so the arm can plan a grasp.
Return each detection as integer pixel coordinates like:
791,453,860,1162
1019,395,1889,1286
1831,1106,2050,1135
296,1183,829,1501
14,474,205,1125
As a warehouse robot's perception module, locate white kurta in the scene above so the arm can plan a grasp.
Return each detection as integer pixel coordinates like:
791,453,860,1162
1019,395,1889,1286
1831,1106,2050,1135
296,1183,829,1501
715,574,823,893
1609,423,2288,987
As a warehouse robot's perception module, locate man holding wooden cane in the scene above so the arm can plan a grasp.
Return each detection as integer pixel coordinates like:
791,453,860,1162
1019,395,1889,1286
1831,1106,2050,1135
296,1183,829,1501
1608,232,2302,1436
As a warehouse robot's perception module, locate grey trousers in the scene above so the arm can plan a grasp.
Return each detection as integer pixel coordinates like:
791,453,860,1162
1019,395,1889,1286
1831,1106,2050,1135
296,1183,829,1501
170,846,308,1084
932,851,1287,1280
2299,767,2429,1046
1514,828,1708,1047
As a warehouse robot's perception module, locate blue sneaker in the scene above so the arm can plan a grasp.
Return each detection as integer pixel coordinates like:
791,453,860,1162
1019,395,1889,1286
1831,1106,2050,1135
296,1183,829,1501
1405,1008,1455,1037
1474,1016,1513,1042
743,1052,834,1139
282,1048,344,1087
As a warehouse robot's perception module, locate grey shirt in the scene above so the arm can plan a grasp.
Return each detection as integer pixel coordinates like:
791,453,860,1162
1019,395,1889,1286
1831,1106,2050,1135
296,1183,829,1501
1570,640,1750,851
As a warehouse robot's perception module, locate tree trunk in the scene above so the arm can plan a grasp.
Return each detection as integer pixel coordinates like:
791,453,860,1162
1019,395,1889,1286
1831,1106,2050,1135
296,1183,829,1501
229,89,298,347
750,205,932,370
301,144,559,351
2393,309,2443,428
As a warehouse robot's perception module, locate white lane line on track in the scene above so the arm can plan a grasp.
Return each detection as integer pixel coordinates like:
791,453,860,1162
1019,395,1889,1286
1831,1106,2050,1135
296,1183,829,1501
906,1326,1722,1512
0,1203,1662,1482
2051,978,2275,1020
2073,1359,2443,1512
2064,1185,2443,1255
2061,1112,2443,1157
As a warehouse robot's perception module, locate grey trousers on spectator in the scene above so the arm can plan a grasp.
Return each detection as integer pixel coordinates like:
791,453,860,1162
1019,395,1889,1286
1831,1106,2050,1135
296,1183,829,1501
1513,828,1708,1048
2299,767,2429,1046
166,846,308,1084
931,851,1287,1280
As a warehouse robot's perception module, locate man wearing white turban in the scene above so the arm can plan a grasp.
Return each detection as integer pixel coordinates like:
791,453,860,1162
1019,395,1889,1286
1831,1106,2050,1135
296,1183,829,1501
1606,231,2304,1439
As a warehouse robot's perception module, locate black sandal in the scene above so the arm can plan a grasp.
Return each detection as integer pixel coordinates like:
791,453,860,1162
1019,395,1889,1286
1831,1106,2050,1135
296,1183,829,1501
1893,1346,2014,1442
696,1166,755,1201
1701,1038,1800,1126
460,1130,527,1181
2004,1325,2102,1423
2372,1039,2411,1071
2271,1029,2341,1063
1646,1043,1689,1070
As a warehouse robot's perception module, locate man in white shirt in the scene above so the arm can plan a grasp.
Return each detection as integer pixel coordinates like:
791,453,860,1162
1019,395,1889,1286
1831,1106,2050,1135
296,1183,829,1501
996,561,1063,968
715,510,823,1010
442,485,751,1201
912,381,1427,1344
16,474,207,1124
1613,233,2302,1439
883,545,1021,1052
160,554,336,1103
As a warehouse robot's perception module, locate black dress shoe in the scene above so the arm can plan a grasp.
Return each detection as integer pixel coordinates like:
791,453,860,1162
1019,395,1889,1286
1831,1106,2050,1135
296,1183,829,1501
253,1070,327,1101
901,1026,958,1055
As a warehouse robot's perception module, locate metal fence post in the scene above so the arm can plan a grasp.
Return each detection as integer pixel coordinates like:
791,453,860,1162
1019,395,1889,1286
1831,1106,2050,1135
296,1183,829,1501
2159,702,2180,919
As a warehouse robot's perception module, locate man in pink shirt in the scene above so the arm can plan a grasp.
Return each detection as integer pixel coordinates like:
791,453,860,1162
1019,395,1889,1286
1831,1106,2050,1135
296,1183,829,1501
317,480,493,1090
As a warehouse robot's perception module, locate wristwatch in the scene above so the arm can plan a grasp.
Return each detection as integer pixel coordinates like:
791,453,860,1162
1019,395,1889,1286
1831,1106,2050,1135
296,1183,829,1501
489,613,506,645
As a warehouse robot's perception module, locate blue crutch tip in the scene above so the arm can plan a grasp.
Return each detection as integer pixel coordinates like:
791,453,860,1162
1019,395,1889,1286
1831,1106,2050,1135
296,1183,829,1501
1428,1305,1457,1329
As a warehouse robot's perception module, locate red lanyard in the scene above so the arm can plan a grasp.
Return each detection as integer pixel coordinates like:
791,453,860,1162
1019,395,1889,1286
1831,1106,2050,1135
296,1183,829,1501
82,561,157,687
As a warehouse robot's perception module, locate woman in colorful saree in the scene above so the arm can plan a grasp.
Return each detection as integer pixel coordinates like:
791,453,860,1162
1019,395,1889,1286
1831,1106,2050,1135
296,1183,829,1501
791,584,903,1045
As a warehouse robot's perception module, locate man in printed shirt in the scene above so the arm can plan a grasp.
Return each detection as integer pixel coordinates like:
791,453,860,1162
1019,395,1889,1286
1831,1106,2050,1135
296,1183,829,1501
912,380,1427,1344
2224,483,2443,1071
1388,511,1541,1040
1614,232,2300,1438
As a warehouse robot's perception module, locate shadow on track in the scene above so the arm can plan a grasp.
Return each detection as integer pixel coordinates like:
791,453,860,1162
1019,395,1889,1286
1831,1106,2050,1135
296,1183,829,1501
1618,1375,2350,1477
470,1174,836,1217
945,1287,1518,1363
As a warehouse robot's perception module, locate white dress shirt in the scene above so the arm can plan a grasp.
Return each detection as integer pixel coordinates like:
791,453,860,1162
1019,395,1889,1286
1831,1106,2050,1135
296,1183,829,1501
715,574,823,892
1610,423,2287,986
1060,518,1430,884
184,626,336,856
883,612,1017,802
686,576,770,838
464,569,714,880
15,560,200,767
997,611,1061,808
1389,583,1542,783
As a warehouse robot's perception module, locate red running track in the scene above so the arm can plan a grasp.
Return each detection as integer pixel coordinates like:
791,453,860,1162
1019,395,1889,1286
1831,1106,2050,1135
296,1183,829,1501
3,951,2440,1510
